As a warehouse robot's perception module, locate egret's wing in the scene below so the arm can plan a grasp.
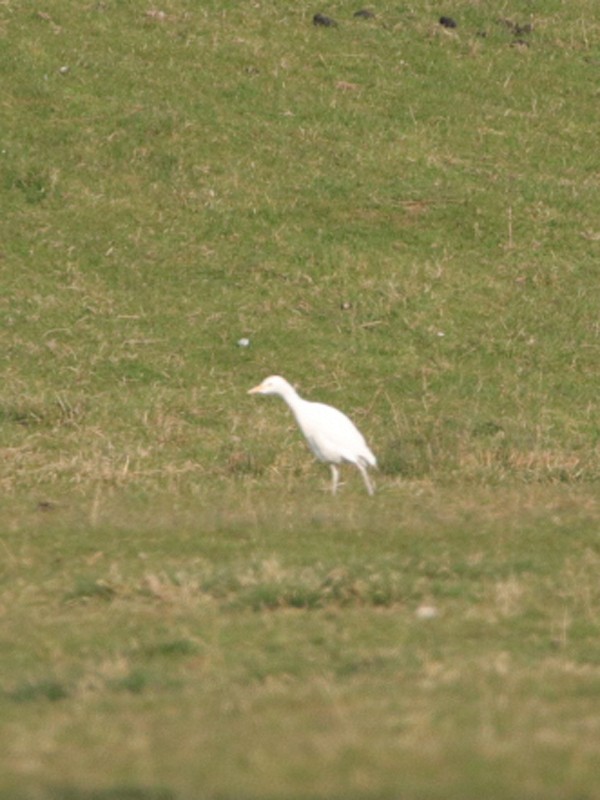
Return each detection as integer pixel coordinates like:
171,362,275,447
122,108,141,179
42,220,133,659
297,402,376,466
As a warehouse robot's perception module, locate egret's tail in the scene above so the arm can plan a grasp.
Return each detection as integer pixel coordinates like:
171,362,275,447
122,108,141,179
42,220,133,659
359,447,377,469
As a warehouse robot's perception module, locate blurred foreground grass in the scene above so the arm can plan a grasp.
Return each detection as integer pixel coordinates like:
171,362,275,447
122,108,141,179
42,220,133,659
2,486,600,799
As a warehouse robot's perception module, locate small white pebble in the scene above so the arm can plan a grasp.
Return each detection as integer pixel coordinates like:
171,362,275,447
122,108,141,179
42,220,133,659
59,65,70,75
436,331,445,337
237,338,250,348
415,604,439,620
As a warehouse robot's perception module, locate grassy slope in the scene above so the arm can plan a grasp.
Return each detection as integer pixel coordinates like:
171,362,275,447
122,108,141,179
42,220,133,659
1,1,599,798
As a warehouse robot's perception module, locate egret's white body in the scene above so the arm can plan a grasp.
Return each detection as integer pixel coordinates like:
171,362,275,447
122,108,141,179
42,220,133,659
248,375,377,495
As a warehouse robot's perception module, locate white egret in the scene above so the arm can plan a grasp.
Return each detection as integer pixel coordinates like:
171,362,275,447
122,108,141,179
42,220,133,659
248,375,377,495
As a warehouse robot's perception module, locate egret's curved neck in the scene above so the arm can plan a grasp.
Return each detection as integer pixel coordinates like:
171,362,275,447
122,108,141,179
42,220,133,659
277,382,306,415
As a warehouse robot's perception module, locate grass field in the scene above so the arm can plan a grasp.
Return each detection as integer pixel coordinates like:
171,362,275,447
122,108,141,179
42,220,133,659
1,1,599,798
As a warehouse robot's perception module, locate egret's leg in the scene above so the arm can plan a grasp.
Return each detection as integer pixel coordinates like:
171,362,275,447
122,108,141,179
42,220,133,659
330,464,340,495
356,462,375,496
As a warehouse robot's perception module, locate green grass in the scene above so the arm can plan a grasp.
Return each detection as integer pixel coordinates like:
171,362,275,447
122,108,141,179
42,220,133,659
1,1,600,798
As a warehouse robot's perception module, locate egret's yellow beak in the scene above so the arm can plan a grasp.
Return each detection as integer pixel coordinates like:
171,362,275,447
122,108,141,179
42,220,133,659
248,382,263,395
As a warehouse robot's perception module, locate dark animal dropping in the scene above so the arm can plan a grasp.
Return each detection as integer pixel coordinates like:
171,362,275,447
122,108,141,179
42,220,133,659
439,16,457,28
514,23,532,36
313,13,338,27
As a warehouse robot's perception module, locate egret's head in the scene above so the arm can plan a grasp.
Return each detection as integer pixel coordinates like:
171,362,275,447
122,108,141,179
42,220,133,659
248,375,289,396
